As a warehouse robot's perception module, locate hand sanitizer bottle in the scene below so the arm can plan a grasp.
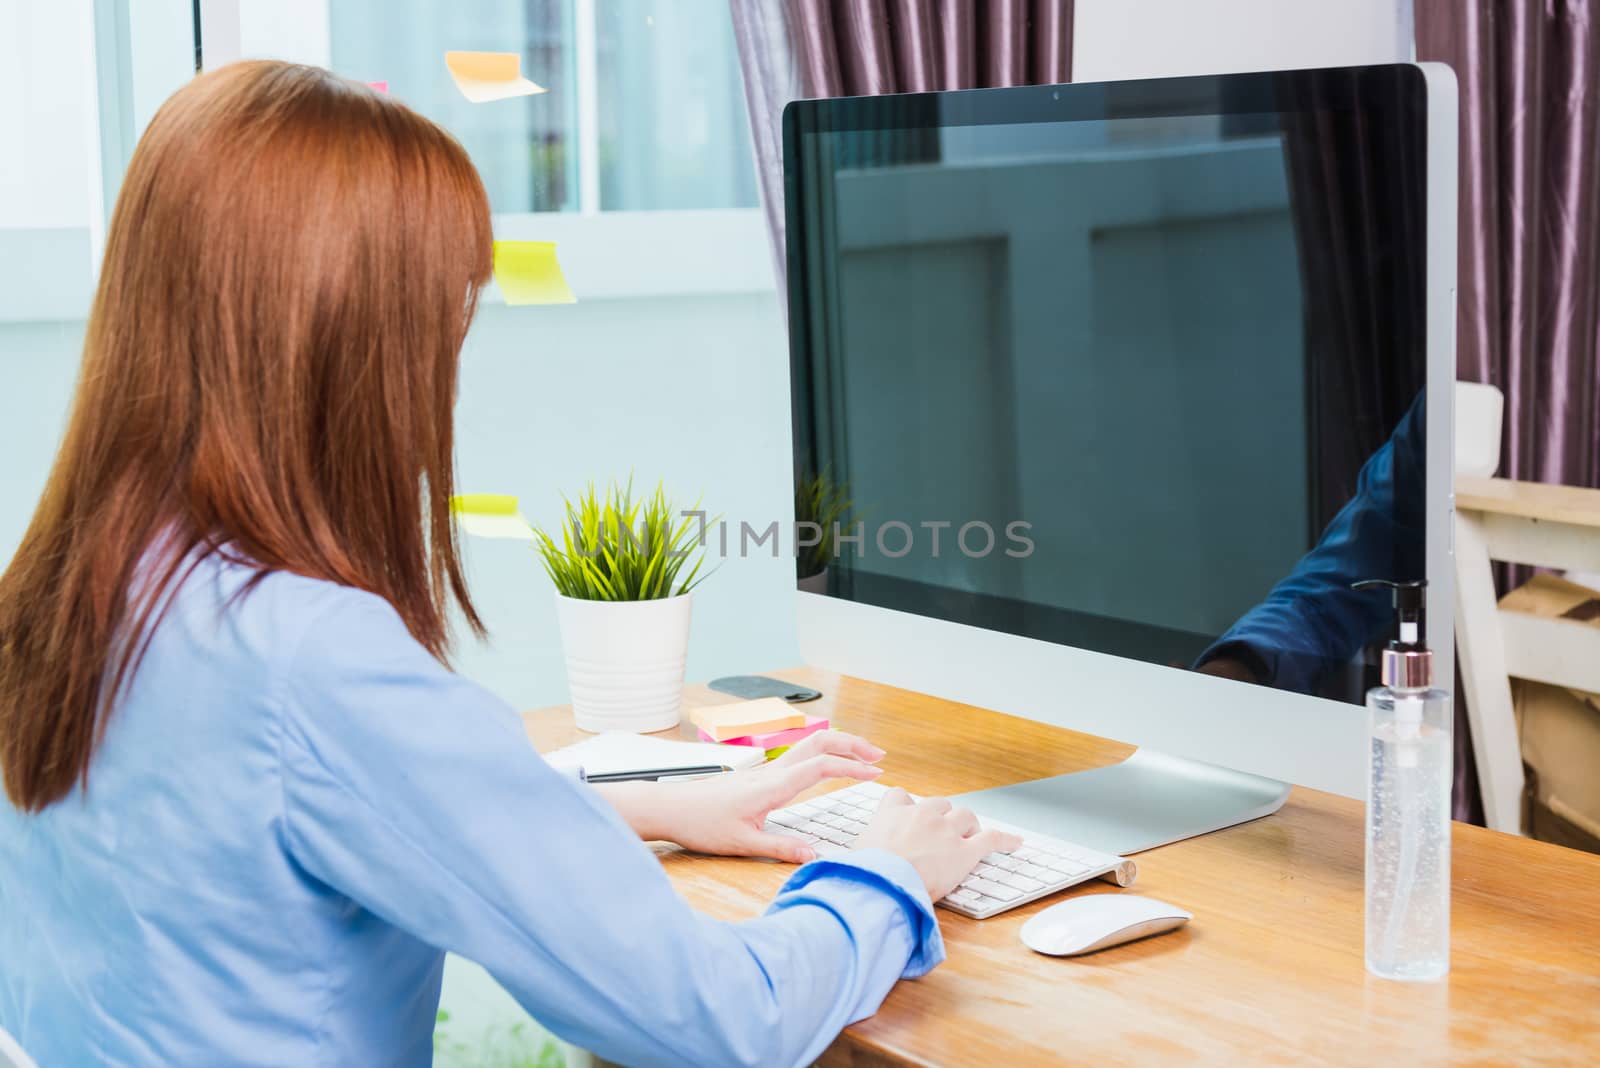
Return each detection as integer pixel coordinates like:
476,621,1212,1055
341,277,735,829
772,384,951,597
1353,579,1452,981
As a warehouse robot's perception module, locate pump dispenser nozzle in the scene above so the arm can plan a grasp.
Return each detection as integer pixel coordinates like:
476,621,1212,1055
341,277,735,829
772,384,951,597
1353,579,1432,689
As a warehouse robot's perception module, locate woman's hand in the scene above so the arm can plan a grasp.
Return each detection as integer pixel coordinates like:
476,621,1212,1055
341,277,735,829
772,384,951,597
594,730,885,863
855,789,1022,902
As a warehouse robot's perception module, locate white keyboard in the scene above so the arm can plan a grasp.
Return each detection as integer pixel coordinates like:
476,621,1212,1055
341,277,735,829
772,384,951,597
764,781,1138,919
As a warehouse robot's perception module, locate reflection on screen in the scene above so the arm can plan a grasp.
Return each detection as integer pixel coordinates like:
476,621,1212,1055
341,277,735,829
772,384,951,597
789,90,1427,705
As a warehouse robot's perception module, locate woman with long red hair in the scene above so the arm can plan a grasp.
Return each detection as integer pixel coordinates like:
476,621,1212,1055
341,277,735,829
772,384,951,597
0,62,1012,1065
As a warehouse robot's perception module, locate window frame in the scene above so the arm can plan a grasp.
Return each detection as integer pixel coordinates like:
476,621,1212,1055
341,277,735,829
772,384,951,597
199,0,776,301
0,0,194,324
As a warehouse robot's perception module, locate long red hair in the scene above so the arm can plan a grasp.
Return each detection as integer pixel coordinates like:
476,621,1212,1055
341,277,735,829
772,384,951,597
0,61,492,810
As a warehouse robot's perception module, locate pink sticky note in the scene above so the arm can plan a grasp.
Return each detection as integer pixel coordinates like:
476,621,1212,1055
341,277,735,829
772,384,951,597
367,81,389,93
697,716,829,750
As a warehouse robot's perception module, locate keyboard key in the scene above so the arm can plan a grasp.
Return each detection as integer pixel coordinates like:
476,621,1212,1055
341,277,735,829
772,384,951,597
854,782,889,798
964,877,1022,902
998,873,1045,892
799,820,833,837
769,811,807,829
974,863,1002,879
1018,862,1052,880
840,819,868,836
946,888,983,907
815,826,852,845
766,825,819,844
981,852,1014,866
1040,856,1089,877
1012,847,1041,862
991,855,1024,873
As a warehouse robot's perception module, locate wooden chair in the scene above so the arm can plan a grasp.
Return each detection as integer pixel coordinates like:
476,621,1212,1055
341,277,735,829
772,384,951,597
1453,381,1600,833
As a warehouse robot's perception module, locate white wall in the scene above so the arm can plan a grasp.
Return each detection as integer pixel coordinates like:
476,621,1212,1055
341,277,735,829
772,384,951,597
449,294,801,711
0,0,100,321
1073,0,1412,82
0,293,799,714
0,0,99,231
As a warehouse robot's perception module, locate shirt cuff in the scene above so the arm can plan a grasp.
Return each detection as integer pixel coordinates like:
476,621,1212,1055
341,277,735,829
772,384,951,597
1193,638,1271,684
773,847,946,978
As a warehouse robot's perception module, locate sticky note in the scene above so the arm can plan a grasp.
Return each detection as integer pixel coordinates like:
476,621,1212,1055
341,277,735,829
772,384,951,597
492,241,576,306
697,715,829,749
451,494,534,540
367,80,389,93
690,698,807,742
445,51,547,104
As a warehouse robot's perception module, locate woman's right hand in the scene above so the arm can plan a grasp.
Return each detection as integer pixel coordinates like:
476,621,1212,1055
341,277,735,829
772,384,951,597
854,788,1022,901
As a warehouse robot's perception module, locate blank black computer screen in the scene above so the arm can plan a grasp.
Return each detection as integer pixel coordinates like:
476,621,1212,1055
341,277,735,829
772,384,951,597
784,66,1431,705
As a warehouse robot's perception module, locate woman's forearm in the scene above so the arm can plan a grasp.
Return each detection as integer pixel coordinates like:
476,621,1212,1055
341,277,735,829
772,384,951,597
593,780,678,842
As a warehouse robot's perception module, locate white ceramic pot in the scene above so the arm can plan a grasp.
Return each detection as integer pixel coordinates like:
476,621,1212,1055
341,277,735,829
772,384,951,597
556,592,693,733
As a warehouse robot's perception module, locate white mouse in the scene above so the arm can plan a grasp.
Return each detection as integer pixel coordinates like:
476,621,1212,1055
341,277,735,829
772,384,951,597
1020,894,1192,957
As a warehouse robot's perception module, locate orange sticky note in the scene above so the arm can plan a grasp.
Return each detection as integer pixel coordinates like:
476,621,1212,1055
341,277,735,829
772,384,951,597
492,241,576,306
445,51,546,104
690,699,807,742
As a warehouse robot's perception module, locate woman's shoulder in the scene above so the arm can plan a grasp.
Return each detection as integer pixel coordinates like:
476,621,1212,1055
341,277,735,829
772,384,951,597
176,552,417,682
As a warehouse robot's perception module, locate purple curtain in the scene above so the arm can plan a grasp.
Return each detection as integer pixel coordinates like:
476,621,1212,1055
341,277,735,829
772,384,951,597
1416,1,1600,491
730,0,1075,279
1417,1,1599,823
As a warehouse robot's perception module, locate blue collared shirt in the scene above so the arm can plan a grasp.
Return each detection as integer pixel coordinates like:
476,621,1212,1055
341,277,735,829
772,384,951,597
0,553,942,1066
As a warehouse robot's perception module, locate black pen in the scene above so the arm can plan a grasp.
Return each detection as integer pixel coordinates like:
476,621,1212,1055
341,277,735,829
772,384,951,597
583,764,733,784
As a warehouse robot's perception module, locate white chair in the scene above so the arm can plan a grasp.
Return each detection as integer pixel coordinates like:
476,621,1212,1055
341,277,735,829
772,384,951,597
1452,380,1600,832
0,1026,38,1068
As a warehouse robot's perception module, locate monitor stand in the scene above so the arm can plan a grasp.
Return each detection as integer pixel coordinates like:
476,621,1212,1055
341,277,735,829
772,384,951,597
955,749,1292,857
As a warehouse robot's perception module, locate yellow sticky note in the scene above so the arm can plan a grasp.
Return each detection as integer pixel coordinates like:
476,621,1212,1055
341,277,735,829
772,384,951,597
492,241,576,306
451,494,535,540
445,51,546,104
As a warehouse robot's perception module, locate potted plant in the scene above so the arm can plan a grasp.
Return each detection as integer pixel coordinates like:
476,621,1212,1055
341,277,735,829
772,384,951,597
452,482,711,733
795,468,854,595
538,481,713,733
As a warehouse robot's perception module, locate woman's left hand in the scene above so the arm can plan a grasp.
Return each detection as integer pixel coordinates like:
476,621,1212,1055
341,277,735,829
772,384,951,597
594,730,885,863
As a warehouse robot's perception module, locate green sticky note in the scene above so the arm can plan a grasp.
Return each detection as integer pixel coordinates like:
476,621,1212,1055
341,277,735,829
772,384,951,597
450,494,535,540
492,241,576,306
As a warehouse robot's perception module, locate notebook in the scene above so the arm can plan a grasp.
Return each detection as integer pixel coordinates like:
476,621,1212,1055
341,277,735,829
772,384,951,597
544,731,768,778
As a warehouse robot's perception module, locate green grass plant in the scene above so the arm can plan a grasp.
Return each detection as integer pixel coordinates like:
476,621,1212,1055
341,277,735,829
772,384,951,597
532,480,712,601
795,468,855,578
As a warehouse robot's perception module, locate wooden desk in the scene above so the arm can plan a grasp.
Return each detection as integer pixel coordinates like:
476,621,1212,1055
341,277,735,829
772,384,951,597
525,668,1600,1066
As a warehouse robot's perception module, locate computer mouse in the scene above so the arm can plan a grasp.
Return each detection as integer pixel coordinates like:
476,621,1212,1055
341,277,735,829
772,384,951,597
1019,894,1192,957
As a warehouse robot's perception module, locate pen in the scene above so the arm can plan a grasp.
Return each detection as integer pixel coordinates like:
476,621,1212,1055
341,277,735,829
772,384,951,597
584,765,733,784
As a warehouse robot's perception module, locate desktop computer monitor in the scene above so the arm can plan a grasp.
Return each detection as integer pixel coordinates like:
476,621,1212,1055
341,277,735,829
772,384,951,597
784,64,1456,805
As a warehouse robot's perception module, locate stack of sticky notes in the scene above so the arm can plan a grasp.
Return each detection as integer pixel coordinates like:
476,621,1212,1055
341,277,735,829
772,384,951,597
699,714,829,752
690,697,815,744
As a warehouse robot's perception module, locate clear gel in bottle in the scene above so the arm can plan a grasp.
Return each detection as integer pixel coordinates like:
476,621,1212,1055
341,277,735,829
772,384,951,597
1353,579,1452,981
